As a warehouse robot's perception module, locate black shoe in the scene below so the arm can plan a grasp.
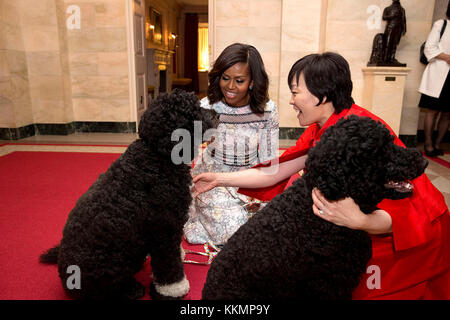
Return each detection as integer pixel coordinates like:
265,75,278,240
425,149,438,157
434,148,444,156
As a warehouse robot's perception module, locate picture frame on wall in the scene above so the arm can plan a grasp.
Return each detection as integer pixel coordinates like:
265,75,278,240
151,8,162,44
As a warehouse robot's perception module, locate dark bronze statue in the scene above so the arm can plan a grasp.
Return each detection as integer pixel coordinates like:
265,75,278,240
368,0,407,67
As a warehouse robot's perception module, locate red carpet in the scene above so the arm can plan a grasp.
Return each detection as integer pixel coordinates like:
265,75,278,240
0,151,209,300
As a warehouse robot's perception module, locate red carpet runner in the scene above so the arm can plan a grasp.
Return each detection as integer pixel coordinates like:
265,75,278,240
0,151,209,300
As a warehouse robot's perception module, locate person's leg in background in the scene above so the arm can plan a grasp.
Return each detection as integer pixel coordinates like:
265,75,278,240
423,109,439,157
434,112,450,155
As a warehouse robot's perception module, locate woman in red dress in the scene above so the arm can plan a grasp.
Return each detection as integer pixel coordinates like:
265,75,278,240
192,52,450,299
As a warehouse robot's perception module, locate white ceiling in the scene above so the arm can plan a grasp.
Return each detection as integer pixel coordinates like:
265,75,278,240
177,0,208,6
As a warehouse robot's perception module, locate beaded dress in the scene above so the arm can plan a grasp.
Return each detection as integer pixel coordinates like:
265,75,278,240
184,97,279,245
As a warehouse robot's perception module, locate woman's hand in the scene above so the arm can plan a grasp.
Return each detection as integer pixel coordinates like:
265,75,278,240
311,188,393,234
312,188,367,230
192,172,219,197
436,53,450,64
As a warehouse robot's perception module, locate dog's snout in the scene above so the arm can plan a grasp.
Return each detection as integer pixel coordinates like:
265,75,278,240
212,113,219,128
420,157,429,174
203,110,219,129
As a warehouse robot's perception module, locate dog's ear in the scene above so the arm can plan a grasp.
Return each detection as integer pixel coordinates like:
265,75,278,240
305,116,396,211
383,145,428,201
138,90,202,156
138,92,173,146
385,145,427,182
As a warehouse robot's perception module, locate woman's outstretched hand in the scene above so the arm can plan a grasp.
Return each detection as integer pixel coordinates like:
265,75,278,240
192,172,219,197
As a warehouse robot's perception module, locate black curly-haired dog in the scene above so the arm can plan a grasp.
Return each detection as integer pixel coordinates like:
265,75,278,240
40,89,217,299
202,116,428,300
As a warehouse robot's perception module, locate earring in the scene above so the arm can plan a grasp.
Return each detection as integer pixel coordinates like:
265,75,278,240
249,86,253,91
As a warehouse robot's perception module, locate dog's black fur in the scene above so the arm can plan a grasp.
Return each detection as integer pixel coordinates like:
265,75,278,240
40,89,217,299
202,116,428,300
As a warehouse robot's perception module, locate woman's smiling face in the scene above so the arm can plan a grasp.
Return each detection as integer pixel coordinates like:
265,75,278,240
220,62,253,107
289,72,331,128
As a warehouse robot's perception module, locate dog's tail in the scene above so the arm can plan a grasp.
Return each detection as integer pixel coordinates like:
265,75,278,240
39,245,60,264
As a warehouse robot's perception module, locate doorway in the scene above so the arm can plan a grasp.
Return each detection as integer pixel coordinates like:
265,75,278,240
126,0,210,128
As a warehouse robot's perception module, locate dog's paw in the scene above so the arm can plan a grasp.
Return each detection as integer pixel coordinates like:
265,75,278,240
150,275,190,300
150,283,182,300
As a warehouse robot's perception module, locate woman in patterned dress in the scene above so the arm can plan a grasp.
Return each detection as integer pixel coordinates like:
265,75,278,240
183,43,279,246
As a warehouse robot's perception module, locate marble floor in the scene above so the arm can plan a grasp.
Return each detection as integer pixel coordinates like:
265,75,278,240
1,133,449,208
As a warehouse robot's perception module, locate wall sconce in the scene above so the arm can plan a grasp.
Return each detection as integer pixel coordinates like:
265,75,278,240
145,22,155,39
169,33,177,51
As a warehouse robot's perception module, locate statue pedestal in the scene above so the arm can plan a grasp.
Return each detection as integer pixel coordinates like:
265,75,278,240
362,67,411,135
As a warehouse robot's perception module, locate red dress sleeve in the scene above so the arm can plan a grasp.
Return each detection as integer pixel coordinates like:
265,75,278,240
237,124,318,201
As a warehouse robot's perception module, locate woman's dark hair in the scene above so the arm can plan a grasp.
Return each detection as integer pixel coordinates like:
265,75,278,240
207,43,269,114
287,52,355,114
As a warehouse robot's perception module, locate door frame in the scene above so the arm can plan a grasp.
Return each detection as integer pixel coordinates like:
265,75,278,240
125,0,137,125
125,0,147,129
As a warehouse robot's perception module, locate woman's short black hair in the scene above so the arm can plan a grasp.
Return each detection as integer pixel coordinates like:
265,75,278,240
287,52,355,114
207,43,269,114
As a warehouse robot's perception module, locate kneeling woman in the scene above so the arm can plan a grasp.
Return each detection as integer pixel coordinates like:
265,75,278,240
193,52,450,299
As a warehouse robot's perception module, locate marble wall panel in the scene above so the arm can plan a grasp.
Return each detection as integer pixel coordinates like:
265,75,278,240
94,1,126,27
18,0,58,26
4,24,24,51
262,51,281,78
32,99,67,124
400,104,421,134
277,0,323,128
0,96,16,127
64,0,130,123
97,52,129,75
281,24,321,53
0,51,8,78
26,52,62,76
27,72,66,123
71,75,129,100
215,0,250,27
248,0,282,28
72,98,102,121
12,89,33,127
28,75,65,102
327,0,379,22
67,27,127,53
22,25,60,52
63,73,74,120
1,1,21,25
101,98,131,121
214,26,280,55
5,50,27,76
0,2,29,129
69,52,98,75
3,74,29,101
281,0,322,26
